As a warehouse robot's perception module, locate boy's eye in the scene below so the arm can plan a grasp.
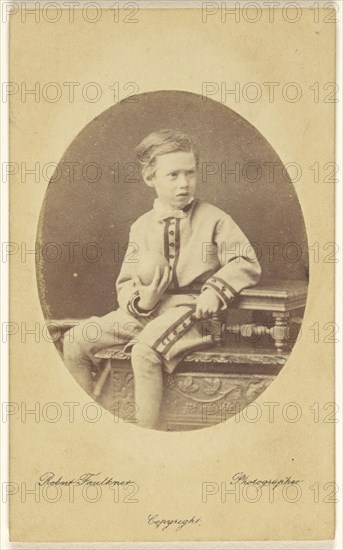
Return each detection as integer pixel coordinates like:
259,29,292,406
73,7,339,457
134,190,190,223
170,172,178,178
186,170,195,176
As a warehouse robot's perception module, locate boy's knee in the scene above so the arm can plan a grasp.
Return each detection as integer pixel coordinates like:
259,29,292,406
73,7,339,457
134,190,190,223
65,316,100,345
63,323,91,358
131,343,162,371
131,342,149,363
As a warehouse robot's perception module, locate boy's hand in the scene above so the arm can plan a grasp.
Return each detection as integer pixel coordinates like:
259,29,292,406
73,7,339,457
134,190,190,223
194,288,221,319
135,266,171,310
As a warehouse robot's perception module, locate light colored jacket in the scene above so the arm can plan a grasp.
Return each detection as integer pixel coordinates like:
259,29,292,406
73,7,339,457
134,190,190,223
116,199,261,317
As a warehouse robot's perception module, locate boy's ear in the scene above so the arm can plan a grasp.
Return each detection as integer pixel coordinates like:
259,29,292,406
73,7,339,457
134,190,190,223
143,174,155,188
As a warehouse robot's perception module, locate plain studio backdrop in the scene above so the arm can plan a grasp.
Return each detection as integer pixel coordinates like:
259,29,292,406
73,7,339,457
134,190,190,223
36,90,309,320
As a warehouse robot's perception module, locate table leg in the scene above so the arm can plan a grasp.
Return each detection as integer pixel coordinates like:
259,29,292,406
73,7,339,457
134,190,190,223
271,312,291,352
211,312,224,345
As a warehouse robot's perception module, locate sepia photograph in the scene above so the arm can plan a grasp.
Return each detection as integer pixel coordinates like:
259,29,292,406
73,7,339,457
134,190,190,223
3,2,339,545
37,90,309,431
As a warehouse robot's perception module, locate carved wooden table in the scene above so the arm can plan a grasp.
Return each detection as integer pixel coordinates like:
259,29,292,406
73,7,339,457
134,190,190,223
210,278,308,351
49,279,307,430
96,341,287,431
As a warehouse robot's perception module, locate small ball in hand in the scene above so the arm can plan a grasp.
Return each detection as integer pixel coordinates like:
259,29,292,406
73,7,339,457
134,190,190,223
136,251,169,285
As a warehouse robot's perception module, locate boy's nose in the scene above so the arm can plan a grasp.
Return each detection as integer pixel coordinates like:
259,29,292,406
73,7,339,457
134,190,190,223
178,174,189,187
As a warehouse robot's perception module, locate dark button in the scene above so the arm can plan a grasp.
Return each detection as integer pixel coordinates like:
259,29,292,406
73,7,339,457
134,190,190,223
169,230,174,236
169,242,175,247
222,286,226,292
169,255,175,259
169,266,173,270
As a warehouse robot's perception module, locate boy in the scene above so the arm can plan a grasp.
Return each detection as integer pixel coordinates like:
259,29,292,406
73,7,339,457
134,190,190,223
63,129,261,428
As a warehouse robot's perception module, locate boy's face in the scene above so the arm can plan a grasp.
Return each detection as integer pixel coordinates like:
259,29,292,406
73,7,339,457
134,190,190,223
147,151,197,209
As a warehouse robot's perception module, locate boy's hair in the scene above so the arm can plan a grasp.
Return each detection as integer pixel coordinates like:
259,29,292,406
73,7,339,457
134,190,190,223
135,129,198,181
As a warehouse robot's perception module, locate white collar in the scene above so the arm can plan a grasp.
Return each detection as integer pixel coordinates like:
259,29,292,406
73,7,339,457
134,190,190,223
153,197,194,222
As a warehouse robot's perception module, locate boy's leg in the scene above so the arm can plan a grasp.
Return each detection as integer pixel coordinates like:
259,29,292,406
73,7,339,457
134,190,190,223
130,343,163,428
63,310,143,395
130,303,207,429
62,300,207,427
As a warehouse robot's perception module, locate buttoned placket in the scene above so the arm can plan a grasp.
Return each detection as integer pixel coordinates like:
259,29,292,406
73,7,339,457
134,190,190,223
167,218,176,275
